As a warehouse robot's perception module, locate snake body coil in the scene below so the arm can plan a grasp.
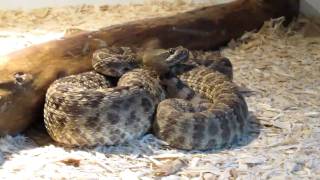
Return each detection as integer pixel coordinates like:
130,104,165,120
44,46,249,150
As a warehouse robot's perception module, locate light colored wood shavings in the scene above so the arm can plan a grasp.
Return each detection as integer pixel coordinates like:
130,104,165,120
0,1,214,33
0,151,4,165
202,172,219,180
0,1,219,56
63,28,88,37
153,158,187,176
151,153,186,160
0,3,320,180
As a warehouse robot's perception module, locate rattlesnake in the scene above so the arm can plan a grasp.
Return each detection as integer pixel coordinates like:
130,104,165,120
44,46,249,150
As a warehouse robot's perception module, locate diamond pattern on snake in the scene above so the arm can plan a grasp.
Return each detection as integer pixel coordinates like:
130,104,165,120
44,46,249,150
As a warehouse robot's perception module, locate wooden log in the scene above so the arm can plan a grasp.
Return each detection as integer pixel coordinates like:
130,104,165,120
0,0,299,135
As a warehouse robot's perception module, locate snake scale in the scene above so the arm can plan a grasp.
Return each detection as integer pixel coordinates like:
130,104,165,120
44,46,249,150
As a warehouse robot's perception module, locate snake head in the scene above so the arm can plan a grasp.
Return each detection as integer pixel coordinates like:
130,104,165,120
165,46,189,66
142,46,189,74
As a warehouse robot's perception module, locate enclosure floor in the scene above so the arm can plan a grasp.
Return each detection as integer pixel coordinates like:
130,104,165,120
0,2,319,179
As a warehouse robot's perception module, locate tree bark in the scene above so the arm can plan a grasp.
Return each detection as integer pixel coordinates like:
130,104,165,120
0,0,299,135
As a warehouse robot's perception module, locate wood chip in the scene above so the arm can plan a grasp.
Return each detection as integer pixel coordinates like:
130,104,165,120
153,159,187,176
60,158,81,167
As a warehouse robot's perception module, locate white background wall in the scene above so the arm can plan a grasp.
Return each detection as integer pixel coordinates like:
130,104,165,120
0,0,319,17
300,0,320,17
0,0,233,9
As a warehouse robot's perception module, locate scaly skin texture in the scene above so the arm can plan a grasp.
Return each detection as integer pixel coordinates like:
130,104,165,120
44,46,249,150
154,66,248,150
44,47,166,146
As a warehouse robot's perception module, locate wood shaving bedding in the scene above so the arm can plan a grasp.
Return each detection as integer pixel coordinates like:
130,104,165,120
0,2,320,179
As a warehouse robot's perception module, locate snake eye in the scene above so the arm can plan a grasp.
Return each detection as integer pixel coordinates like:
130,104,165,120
221,57,232,67
169,48,175,54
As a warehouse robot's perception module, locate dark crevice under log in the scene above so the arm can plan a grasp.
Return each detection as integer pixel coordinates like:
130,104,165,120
0,0,299,134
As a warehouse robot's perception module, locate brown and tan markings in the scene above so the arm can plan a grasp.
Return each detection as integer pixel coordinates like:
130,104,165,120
44,46,249,150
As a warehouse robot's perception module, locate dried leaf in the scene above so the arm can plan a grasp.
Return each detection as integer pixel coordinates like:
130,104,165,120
60,158,81,167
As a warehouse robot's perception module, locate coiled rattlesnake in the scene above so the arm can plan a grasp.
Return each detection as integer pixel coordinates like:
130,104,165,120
44,46,249,150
